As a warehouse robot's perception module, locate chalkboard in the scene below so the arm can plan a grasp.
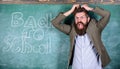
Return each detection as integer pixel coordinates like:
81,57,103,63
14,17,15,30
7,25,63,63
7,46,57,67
0,4,120,69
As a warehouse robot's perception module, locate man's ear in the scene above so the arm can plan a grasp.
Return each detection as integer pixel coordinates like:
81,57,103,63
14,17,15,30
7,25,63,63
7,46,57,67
87,16,90,22
74,18,77,24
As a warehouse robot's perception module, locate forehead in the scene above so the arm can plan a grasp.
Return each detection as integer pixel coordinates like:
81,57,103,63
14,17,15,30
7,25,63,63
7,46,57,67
75,12,86,17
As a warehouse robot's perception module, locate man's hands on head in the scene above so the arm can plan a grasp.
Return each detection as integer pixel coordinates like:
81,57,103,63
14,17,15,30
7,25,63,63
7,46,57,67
63,4,93,16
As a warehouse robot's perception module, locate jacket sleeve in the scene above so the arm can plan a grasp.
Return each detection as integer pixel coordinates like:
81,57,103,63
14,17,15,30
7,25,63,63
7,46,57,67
93,7,110,31
51,13,71,35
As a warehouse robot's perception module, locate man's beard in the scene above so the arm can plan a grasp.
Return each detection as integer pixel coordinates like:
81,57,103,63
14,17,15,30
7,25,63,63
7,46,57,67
74,22,88,35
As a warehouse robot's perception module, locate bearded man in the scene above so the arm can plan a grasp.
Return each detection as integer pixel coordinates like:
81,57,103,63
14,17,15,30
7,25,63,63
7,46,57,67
51,4,111,69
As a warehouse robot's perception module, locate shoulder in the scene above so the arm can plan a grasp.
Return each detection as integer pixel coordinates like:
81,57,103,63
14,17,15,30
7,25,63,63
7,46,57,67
89,18,97,25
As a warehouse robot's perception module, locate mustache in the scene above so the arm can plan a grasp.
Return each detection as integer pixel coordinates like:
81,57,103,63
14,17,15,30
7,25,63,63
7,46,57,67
77,22,85,26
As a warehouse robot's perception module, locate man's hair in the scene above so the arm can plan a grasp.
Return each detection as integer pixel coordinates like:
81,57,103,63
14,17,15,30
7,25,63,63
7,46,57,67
73,7,89,16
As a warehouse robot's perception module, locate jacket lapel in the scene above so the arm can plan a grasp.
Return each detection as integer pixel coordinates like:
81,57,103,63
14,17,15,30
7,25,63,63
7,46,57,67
86,19,95,46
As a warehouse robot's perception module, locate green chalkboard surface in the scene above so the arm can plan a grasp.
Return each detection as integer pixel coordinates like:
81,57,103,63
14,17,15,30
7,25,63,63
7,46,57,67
0,4,120,69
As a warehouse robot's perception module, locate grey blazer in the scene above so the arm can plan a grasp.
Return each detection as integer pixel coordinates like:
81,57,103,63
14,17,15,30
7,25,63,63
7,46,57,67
51,7,111,69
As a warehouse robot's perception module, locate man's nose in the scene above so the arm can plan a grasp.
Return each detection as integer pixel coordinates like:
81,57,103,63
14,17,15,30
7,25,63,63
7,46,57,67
78,19,81,23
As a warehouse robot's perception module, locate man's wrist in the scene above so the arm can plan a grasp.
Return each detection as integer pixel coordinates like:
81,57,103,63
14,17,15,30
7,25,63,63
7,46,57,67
89,7,94,11
63,10,72,17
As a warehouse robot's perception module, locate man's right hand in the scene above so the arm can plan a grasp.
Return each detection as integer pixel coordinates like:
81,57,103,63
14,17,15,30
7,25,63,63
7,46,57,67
64,4,80,16
70,4,80,13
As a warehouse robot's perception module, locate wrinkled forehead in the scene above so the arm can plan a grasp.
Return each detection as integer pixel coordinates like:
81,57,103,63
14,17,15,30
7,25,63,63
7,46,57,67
75,12,87,17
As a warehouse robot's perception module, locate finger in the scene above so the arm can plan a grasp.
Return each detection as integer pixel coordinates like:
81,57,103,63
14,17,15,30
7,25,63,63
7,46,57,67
74,4,80,8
